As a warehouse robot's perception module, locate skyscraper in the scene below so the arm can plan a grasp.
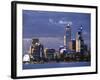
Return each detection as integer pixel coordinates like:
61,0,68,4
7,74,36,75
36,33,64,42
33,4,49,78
64,24,72,50
71,39,76,51
76,26,84,53
29,39,44,61
64,35,66,47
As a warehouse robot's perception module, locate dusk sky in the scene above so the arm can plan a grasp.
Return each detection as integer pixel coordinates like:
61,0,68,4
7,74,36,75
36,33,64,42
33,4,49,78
22,10,91,50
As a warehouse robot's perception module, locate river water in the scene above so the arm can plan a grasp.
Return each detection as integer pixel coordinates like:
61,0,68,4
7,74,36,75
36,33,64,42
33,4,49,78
23,61,90,69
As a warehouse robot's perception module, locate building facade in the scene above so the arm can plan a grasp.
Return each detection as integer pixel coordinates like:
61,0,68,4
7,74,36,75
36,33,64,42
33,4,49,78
71,39,76,51
64,24,72,50
76,26,84,53
29,39,44,61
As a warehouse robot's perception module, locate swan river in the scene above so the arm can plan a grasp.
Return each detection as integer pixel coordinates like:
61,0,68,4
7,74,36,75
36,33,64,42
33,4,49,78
23,61,90,69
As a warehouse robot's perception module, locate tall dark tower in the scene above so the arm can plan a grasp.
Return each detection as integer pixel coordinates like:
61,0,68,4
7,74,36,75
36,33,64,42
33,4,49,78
64,24,72,50
76,25,84,53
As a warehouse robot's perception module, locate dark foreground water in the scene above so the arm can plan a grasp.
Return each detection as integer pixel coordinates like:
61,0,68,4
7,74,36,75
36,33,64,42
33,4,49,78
23,62,90,69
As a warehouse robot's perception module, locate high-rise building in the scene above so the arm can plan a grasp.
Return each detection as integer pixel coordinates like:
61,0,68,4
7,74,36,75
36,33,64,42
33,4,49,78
76,26,84,53
64,24,72,50
44,48,55,60
29,39,44,61
32,39,39,44
76,33,81,52
64,35,66,47
71,39,76,51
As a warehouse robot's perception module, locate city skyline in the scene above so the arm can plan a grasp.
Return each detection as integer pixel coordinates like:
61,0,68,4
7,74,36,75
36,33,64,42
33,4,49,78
23,10,91,50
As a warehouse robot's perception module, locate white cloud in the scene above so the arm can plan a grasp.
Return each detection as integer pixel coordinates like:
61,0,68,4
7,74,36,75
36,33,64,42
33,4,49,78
48,18,55,24
48,18,72,26
58,20,72,25
49,18,53,23
48,18,58,25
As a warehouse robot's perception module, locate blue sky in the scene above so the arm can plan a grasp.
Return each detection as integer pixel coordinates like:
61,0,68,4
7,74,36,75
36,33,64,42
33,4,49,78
22,10,91,49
